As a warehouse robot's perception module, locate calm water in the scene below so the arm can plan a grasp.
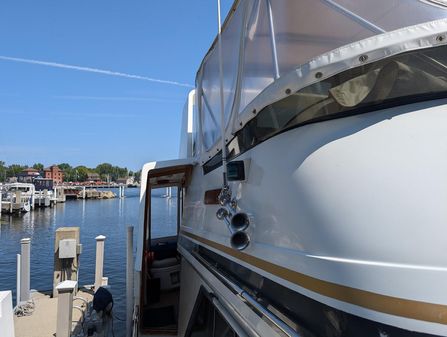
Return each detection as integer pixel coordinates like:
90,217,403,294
0,187,177,336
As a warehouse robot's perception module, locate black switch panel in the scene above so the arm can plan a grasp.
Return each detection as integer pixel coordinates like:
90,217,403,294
227,161,245,181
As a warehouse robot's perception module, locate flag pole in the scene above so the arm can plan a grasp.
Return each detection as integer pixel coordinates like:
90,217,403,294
217,0,228,187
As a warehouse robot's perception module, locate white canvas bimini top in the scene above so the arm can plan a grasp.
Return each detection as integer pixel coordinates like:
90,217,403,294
195,0,447,155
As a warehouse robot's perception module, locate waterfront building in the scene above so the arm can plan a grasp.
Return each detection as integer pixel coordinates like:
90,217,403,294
116,176,134,185
86,173,101,182
17,168,40,183
44,165,64,184
33,178,54,191
6,177,17,183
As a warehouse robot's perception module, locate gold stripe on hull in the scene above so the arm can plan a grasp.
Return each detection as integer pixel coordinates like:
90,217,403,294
181,230,447,325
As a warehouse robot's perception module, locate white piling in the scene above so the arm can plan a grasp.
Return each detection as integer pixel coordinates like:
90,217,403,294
15,191,21,209
16,254,21,306
56,280,77,337
126,226,134,337
0,189,2,215
0,291,15,337
94,235,106,290
20,238,31,302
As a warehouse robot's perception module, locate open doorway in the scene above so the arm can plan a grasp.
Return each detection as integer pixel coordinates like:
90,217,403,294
140,164,192,335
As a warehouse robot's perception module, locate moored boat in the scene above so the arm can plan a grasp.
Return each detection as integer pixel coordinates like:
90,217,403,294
132,1,447,336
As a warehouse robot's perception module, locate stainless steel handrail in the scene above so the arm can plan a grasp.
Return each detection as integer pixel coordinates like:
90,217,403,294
192,250,301,337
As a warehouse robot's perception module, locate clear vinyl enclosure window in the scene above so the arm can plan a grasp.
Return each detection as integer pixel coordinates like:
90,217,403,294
197,0,447,150
200,4,243,150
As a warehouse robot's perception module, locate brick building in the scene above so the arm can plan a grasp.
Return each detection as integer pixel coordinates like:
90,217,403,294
44,165,64,184
17,168,40,183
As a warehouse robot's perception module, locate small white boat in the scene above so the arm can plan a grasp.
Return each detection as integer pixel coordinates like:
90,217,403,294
1,183,35,213
33,189,56,207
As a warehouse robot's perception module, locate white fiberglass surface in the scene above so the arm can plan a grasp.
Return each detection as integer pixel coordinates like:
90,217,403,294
197,0,447,151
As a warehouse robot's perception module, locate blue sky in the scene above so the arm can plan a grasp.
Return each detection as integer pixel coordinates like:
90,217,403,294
0,1,232,170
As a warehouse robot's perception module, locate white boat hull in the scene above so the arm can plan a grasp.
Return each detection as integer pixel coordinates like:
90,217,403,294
180,100,447,336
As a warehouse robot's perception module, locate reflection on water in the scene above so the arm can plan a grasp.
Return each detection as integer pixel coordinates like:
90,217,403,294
0,187,177,337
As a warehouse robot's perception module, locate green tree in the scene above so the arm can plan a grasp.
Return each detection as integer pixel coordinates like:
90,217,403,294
32,163,44,172
0,161,6,182
58,163,72,171
7,164,27,178
95,163,113,181
58,163,76,182
94,163,129,182
74,166,91,182
134,170,141,183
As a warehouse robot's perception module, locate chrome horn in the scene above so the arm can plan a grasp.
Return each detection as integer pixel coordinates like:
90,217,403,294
230,231,250,250
215,187,252,251
230,212,250,232
229,212,251,250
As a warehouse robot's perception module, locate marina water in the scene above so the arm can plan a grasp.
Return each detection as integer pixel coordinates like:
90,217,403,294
0,187,177,336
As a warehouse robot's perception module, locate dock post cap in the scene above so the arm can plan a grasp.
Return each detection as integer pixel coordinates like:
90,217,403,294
95,235,106,241
20,238,31,244
56,280,78,292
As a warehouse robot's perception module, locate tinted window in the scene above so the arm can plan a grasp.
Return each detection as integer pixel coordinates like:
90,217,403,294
187,290,238,337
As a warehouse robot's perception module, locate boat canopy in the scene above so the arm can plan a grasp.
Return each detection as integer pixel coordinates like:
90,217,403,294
196,0,447,152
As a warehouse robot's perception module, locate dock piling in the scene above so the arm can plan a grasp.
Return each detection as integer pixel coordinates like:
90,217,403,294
94,235,106,290
56,280,77,337
0,291,15,337
126,226,134,337
53,227,81,297
20,238,31,302
16,254,21,306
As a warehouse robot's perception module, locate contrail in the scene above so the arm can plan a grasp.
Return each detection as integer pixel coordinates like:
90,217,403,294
0,55,194,88
54,95,183,103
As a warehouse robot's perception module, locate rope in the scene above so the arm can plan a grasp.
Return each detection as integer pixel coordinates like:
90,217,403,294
14,299,35,317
